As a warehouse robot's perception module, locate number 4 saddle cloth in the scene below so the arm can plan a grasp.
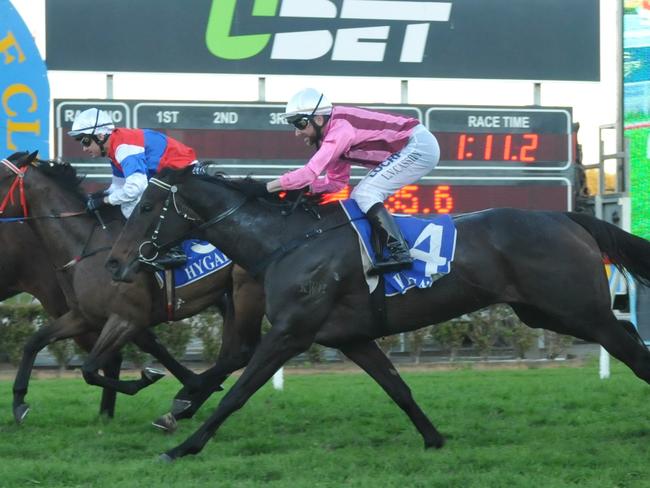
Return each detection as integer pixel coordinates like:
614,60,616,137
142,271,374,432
340,199,457,297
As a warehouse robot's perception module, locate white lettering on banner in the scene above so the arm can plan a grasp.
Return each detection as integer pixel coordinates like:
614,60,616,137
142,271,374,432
467,115,531,129
331,27,389,62
271,31,333,60
340,0,452,21
468,116,501,128
212,112,239,124
157,111,180,124
401,23,430,63
409,224,447,276
63,109,124,124
267,0,452,63
503,116,530,128
279,0,337,18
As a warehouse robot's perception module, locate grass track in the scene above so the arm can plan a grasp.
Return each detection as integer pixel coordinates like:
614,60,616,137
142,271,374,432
1,361,650,487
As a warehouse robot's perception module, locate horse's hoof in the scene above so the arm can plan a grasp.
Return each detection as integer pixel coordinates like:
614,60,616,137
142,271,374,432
158,453,175,463
13,404,30,424
171,399,192,416
425,436,446,450
152,413,177,433
142,367,166,383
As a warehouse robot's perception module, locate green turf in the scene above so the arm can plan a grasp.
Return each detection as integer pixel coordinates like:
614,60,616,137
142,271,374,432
1,361,650,487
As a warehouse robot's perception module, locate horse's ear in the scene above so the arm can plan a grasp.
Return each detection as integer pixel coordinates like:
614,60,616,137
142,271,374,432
27,151,39,166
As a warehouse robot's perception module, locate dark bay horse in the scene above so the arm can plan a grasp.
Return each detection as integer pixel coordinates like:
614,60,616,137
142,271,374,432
2,153,449,446
0,152,240,424
106,166,650,461
0,222,122,421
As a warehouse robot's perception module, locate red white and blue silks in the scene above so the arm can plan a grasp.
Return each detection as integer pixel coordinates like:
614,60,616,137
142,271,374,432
340,200,457,297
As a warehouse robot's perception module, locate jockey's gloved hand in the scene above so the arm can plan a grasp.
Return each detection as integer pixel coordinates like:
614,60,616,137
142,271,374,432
89,189,108,200
86,195,107,213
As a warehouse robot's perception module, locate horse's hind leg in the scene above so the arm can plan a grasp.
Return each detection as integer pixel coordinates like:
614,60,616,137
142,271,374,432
591,315,650,384
340,340,445,449
619,320,647,349
513,304,650,384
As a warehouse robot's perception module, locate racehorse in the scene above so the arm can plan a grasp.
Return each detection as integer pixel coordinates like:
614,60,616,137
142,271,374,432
2,153,451,447
106,165,650,461
0,152,236,424
0,222,122,421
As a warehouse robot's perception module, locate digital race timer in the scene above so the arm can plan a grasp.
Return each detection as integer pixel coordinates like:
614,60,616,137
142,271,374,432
320,180,571,215
427,107,572,170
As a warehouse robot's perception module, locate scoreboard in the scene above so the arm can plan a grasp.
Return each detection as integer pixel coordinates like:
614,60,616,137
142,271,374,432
54,100,575,214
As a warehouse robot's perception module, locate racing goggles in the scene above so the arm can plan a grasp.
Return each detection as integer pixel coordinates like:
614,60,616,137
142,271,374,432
288,116,311,130
75,135,94,148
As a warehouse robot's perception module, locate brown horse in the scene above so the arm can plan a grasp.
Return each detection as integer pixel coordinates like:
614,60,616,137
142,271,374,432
0,222,122,422
2,153,446,446
107,166,650,461
0,152,267,428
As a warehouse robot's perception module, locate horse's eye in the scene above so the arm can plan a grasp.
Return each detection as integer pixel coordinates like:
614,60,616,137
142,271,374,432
141,202,152,212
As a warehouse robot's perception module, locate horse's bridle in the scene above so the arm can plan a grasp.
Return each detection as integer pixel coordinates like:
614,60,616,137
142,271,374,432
137,177,247,264
0,158,86,221
0,158,29,218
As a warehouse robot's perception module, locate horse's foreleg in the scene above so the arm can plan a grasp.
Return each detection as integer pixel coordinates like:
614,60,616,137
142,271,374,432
340,340,445,449
161,277,265,427
99,351,123,417
161,325,310,461
81,315,165,396
74,331,122,418
12,311,89,423
157,335,259,430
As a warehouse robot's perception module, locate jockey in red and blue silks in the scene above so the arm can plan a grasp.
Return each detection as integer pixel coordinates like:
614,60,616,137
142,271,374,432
68,108,198,218
104,128,197,217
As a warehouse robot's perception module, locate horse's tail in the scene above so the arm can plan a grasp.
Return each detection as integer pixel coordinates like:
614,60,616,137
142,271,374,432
565,211,650,286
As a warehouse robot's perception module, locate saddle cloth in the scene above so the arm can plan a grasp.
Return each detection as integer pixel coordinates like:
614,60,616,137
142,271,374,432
155,239,232,289
340,200,457,296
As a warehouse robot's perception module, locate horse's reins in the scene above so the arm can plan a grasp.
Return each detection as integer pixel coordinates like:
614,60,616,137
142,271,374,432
137,177,249,263
143,176,359,277
0,158,87,222
0,158,111,269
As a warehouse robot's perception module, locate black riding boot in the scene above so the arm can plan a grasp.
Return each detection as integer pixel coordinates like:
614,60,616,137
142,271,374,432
366,202,413,275
153,245,187,269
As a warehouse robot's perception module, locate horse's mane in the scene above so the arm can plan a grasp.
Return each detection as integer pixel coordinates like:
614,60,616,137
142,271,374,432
33,159,87,203
158,165,332,209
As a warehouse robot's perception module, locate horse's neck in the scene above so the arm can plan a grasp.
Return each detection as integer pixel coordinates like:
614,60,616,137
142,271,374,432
190,185,340,270
25,191,119,267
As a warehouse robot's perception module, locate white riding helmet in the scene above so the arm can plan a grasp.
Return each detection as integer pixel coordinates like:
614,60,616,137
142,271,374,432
283,88,332,121
67,108,115,137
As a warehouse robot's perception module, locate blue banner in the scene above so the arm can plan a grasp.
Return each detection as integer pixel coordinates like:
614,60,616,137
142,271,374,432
0,0,49,157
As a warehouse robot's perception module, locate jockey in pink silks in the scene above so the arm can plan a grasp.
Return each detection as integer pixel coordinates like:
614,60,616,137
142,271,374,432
265,88,440,275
